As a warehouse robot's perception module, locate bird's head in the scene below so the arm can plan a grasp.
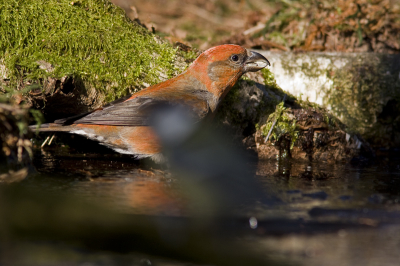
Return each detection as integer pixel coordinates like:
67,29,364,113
188,44,270,100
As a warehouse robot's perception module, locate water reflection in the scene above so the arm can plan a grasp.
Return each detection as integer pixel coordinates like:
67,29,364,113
31,147,185,215
73,176,184,215
29,146,400,220
7,141,400,266
255,156,400,219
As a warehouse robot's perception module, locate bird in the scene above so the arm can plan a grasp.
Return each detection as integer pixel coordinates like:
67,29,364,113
32,44,270,162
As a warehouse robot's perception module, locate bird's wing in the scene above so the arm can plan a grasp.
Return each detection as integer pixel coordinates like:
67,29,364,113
54,89,212,126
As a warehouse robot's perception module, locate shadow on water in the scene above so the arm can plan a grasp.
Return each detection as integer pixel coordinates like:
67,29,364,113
2,123,400,265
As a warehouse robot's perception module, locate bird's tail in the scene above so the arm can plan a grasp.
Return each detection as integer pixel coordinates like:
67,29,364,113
29,123,74,132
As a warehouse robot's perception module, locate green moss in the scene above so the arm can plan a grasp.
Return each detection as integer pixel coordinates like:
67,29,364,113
260,101,299,149
176,49,200,66
261,68,295,101
278,52,400,145
259,68,299,148
240,75,255,85
329,58,386,133
323,55,400,146
0,0,179,102
261,67,299,114
262,68,280,91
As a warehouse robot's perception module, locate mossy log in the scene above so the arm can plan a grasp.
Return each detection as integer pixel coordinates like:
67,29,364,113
217,70,373,163
0,0,190,121
259,51,400,149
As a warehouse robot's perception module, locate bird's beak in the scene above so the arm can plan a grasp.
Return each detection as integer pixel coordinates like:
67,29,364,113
244,50,270,72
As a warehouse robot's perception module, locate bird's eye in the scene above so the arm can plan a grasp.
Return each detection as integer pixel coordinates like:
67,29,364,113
231,54,239,61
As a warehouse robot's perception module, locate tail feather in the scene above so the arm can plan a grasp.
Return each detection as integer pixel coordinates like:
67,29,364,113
29,123,74,132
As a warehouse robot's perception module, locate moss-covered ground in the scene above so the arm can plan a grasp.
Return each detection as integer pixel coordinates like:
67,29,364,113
0,0,181,102
0,0,194,168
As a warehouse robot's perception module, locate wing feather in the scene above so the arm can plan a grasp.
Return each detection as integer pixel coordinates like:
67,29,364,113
55,89,213,126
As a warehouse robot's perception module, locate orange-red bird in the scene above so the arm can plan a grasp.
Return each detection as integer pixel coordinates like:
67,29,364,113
34,45,270,161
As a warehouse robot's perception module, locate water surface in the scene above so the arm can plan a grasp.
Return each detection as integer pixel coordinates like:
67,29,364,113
2,145,400,266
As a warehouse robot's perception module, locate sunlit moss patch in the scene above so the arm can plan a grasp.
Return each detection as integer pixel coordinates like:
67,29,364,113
0,0,179,102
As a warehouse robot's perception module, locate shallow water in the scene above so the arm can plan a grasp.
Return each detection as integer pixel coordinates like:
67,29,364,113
2,145,400,266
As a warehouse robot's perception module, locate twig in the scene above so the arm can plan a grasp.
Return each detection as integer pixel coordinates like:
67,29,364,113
243,23,265,35
48,134,55,145
41,136,50,148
